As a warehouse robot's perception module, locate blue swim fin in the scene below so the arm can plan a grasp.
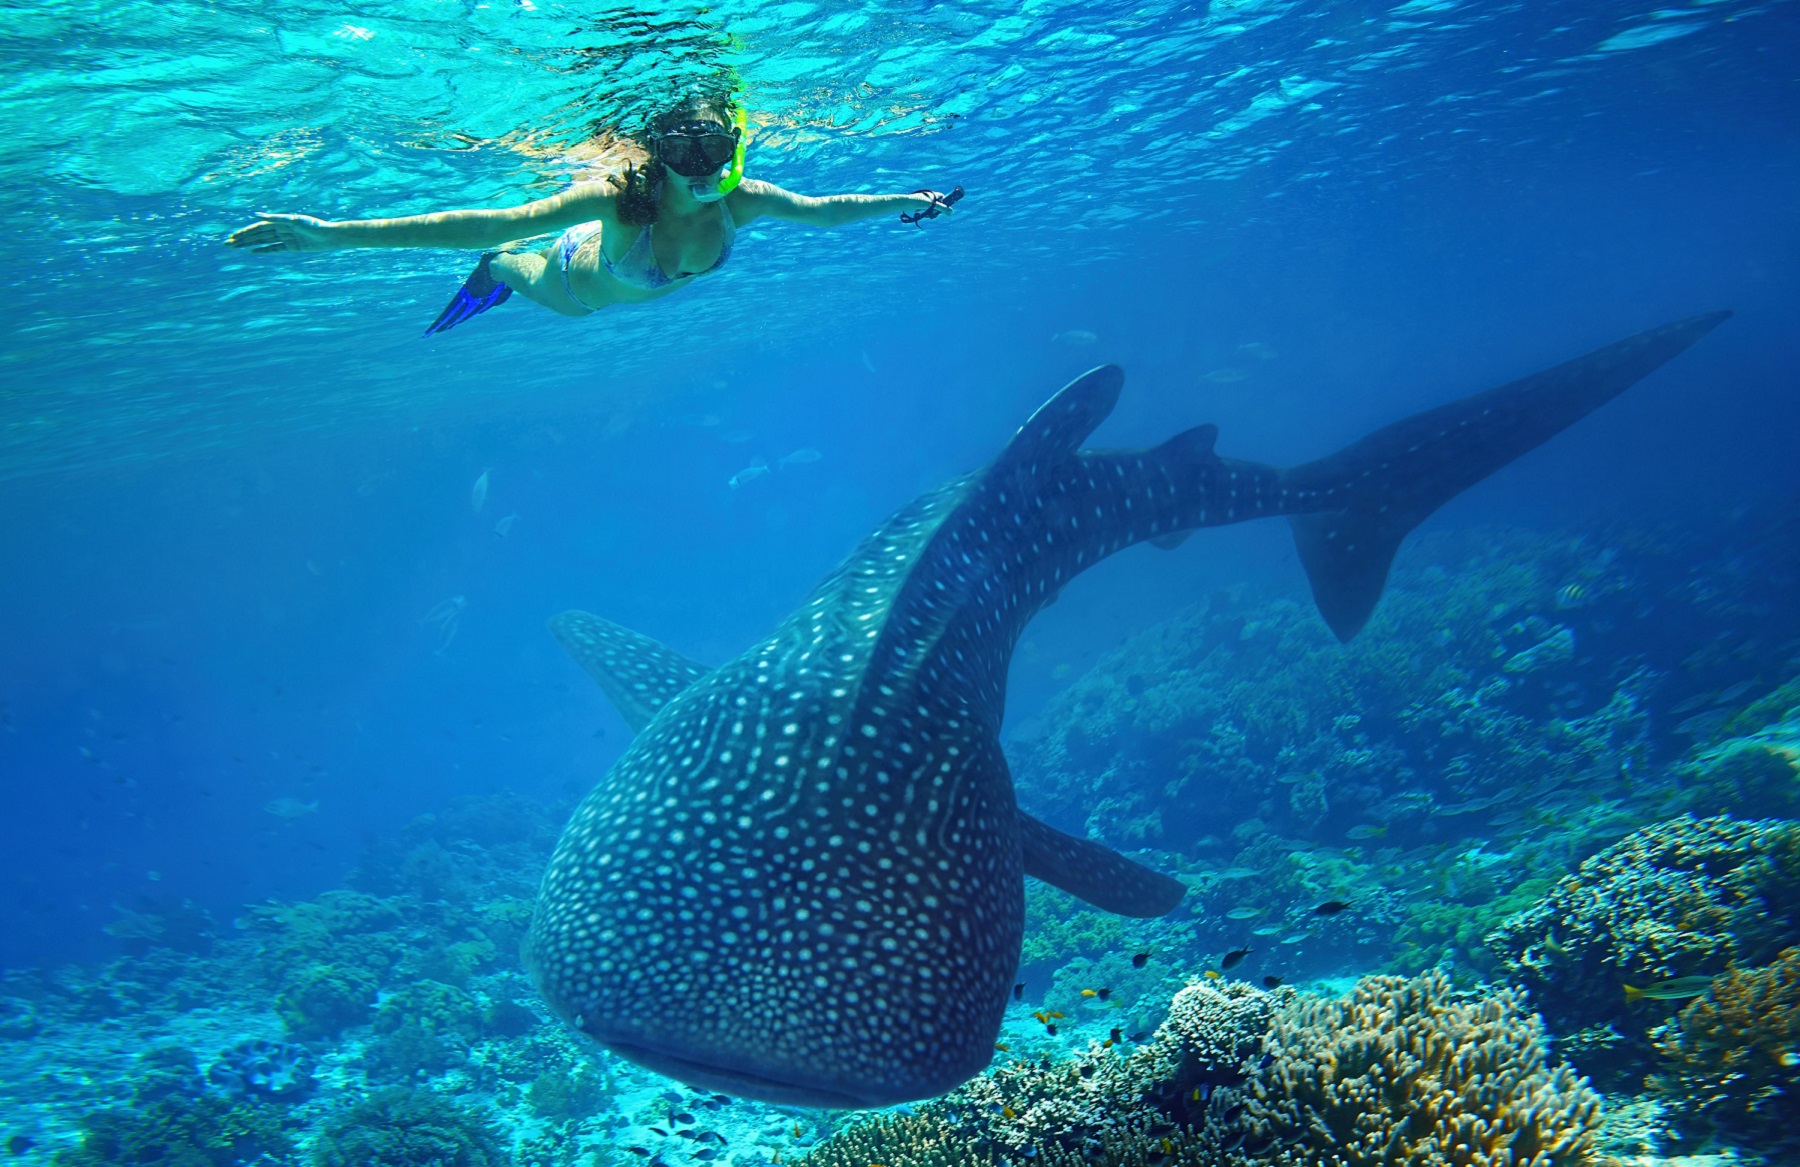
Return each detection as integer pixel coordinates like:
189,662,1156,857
423,252,512,336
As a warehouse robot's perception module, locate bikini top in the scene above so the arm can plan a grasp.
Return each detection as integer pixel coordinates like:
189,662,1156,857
600,201,737,291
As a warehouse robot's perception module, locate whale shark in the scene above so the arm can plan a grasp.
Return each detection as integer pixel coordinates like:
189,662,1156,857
523,312,1728,1108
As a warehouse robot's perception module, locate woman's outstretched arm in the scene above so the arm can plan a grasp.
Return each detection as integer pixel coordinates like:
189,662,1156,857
731,180,956,228
225,181,618,253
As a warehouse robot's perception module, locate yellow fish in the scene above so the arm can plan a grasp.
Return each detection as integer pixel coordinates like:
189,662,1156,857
995,1042,1010,1052
1623,976,1716,1003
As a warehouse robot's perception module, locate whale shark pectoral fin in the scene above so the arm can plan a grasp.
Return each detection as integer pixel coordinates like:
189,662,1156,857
1017,810,1186,918
1284,310,1733,643
548,610,713,733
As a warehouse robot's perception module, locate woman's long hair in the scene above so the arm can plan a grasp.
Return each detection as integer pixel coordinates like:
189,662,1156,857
599,92,736,227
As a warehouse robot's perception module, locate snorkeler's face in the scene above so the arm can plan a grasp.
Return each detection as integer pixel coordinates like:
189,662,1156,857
655,120,738,178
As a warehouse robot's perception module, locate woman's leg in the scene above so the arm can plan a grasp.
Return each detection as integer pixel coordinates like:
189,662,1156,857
492,246,593,317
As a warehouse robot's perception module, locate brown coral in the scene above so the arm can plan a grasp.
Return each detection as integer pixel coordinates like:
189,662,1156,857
1486,814,1800,1043
1210,971,1603,1166
1651,947,1800,1150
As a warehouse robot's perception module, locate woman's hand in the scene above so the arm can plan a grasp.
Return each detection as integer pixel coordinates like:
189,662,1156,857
899,186,964,226
225,213,343,253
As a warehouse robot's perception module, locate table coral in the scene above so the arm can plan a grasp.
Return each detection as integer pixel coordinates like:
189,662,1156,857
1209,970,1602,1166
1486,815,1800,1044
1651,947,1800,1150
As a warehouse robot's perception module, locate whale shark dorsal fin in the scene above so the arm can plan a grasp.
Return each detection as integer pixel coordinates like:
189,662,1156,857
548,610,712,733
1017,810,1185,917
996,365,1124,470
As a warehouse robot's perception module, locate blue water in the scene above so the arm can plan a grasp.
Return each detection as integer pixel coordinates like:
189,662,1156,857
0,0,1797,1110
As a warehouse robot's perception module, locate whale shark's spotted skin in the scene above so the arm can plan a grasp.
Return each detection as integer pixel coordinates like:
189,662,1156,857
525,314,1728,1108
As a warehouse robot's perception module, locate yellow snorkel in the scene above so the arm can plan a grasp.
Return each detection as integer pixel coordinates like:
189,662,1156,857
717,105,749,194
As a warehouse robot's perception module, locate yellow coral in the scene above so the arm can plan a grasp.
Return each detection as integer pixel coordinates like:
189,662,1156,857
1652,947,1800,1150
1212,971,1603,1166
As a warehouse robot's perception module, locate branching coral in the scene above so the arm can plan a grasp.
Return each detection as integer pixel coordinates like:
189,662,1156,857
1651,947,1800,1150
1486,815,1800,1041
1210,971,1602,1166
802,973,1601,1167
310,1086,508,1167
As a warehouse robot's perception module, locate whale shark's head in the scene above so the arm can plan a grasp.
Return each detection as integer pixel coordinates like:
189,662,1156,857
522,645,1023,1108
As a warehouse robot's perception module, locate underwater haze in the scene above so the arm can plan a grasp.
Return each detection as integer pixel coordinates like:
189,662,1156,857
2,0,1799,1162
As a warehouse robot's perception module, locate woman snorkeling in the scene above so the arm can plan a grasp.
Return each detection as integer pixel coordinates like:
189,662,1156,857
226,92,962,335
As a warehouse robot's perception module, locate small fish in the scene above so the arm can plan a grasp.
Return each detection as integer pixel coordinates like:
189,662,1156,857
1263,975,1285,989
1313,900,1353,916
649,1128,669,1137
1109,1028,1124,1044
1048,1011,1065,1019
1203,970,1222,980
658,1091,686,1105
1251,924,1284,936
729,459,771,489
1345,824,1387,840
1045,1024,1059,1036
1052,329,1099,345
471,469,490,512
1002,1105,1017,1119
1221,946,1254,970
671,1113,694,1125
1131,951,1152,968
1033,1010,1050,1024
779,448,824,467
1226,906,1261,920
692,1150,718,1161
1014,982,1026,1000
625,1148,652,1158
1554,582,1590,610
1238,341,1277,360
791,1124,804,1138
1624,976,1717,1003
264,797,319,821
1214,867,1260,880
995,1042,1010,1052
1201,367,1251,384
1078,1064,1095,1078
1280,934,1307,945
494,514,517,537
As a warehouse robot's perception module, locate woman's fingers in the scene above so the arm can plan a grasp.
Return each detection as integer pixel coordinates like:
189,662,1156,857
225,212,326,251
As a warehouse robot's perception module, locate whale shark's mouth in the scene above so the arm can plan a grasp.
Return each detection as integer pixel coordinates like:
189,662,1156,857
599,1035,892,1109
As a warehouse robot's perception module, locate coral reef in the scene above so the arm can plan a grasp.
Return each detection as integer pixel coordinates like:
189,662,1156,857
310,1087,509,1167
803,974,1601,1167
277,962,380,1039
1486,814,1800,1048
1207,970,1602,1166
1651,947,1800,1151
53,1090,294,1167
206,1038,315,1100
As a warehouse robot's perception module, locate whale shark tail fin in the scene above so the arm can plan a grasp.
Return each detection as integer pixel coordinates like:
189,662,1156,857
1284,310,1732,642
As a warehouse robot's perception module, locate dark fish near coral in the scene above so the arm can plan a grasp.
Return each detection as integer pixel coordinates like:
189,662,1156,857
1313,900,1352,916
1014,982,1026,1000
1221,947,1254,970
1132,952,1152,968
1263,976,1285,989
1623,976,1718,1003
524,313,1730,1108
